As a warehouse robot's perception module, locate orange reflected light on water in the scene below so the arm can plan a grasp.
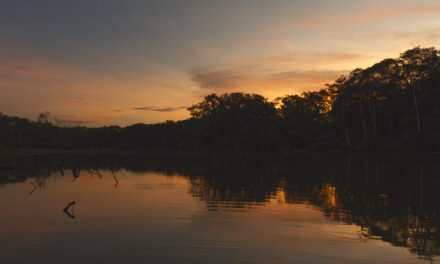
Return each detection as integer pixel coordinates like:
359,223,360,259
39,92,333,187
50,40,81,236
320,183,338,208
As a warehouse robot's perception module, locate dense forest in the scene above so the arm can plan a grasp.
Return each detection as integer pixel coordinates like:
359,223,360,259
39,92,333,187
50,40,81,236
1,47,439,152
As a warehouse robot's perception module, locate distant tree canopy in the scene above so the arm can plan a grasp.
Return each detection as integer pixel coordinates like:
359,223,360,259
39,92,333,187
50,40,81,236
188,93,278,150
1,47,439,152
36,111,52,125
188,93,276,120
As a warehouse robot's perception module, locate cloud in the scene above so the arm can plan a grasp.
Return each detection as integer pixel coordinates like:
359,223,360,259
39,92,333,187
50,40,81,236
190,69,249,90
190,67,347,93
0,58,71,81
298,4,440,30
189,49,366,95
239,52,365,65
269,70,347,82
0,39,195,126
133,106,154,111
133,106,187,112
390,27,440,44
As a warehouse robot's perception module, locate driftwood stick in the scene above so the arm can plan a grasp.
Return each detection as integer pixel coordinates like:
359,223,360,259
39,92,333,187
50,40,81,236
62,201,76,219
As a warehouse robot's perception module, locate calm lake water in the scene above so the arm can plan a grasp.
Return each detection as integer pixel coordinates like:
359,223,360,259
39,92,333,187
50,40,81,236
0,153,439,263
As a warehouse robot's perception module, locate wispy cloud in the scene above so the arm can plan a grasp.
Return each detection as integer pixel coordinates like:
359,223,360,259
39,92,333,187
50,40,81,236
269,70,347,82
237,52,366,65
190,69,249,90
0,58,72,82
298,4,440,30
190,66,347,94
0,39,194,126
390,27,440,44
189,49,366,94
133,106,187,112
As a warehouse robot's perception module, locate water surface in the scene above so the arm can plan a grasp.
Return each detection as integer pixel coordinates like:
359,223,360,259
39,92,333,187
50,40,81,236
0,153,439,263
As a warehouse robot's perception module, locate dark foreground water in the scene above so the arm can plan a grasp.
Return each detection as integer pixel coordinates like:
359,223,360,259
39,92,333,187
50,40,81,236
0,153,439,263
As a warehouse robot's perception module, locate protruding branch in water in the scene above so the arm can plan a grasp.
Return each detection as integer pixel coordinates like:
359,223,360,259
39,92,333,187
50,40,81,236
87,166,102,178
111,170,119,187
63,201,76,219
71,162,81,182
29,181,37,194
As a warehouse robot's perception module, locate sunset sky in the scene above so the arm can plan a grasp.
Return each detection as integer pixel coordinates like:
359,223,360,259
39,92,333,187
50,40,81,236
1,0,439,126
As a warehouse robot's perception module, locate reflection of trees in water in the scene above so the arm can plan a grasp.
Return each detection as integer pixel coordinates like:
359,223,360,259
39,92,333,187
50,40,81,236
174,154,283,211
187,171,281,211
337,202,439,260
285,180,440,261
282,156,440,261
185,154,440,260
1,152,440,259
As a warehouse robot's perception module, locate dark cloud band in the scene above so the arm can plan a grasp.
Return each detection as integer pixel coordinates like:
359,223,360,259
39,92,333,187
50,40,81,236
133,106,187,112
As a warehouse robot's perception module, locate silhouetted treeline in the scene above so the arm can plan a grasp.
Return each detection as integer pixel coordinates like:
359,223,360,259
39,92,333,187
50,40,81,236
1,47,439,152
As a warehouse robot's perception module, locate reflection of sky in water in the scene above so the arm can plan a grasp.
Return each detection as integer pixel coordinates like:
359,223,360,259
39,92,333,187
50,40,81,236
0,168,435,264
